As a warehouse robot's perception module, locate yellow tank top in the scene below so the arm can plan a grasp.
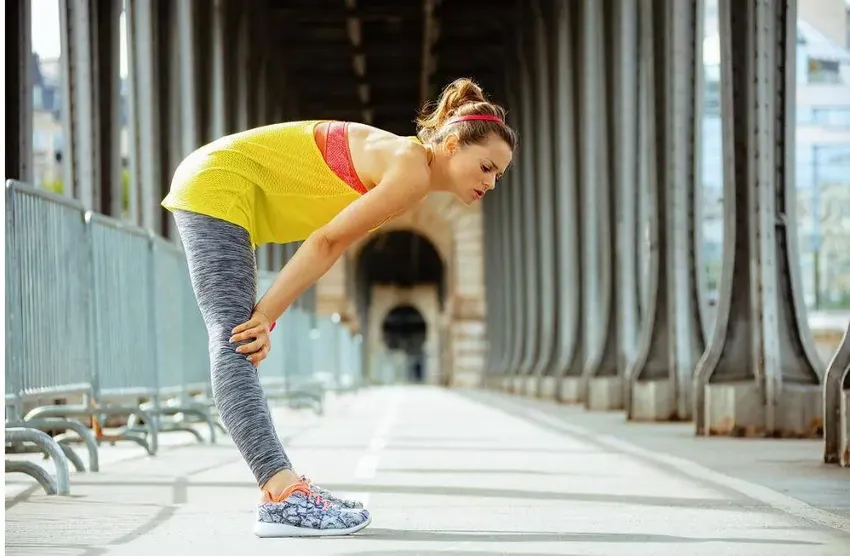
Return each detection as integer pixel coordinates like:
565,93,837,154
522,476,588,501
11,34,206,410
161,120,368,246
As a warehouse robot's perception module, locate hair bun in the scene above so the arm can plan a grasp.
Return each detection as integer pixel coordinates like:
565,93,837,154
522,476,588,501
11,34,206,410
415,77,517,151
443,78,486,116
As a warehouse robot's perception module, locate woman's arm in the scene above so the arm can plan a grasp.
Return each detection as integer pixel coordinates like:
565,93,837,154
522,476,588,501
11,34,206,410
252,146,430,325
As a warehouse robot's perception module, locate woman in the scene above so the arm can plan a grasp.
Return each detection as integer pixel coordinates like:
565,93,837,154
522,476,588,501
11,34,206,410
161,78,517,538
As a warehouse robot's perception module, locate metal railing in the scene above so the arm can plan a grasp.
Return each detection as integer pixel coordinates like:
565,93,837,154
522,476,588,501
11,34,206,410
257,272,365,415
5,180,365,495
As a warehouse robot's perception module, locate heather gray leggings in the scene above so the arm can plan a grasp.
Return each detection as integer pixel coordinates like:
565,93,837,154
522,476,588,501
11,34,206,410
173,209,291,488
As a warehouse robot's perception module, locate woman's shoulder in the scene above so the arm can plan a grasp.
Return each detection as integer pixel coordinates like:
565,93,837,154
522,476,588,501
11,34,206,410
348,123,431,186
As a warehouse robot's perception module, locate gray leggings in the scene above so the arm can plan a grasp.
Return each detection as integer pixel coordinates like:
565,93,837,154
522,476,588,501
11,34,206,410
172,209,291,488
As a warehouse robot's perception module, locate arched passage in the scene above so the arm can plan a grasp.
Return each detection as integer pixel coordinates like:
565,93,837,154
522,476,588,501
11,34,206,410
356,230,445,384
382,304,428,382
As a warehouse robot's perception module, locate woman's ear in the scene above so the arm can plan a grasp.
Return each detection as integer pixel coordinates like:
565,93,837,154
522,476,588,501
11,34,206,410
443,134,460,156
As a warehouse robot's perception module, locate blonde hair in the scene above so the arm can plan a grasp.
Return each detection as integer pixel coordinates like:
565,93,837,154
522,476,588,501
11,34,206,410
415,78,518,150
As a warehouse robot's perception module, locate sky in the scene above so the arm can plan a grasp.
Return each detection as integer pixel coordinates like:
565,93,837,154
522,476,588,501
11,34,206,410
31,0,128,77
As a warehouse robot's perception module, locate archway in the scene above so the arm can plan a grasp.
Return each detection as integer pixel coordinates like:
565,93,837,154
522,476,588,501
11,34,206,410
356,230,445,384
382,304,428,382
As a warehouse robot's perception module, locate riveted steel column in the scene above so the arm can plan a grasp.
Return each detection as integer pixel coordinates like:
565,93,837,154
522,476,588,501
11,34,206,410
551,0,584,403
7,0,34,183
493,170,510,387
193,5,212,144
694,0,822,437
93,0,124,217
236,8,251,131
561,0,604,404
489,173,506,387
517,6,541,396
482,183,497,387
579,0,620,410
256,246,271,272
507,51,528,393
177,0,200,158
482,187,492,383
627,0,705,421
608,0,640,411
497,72,520,390
125,0,163,233
210,0,228,139
160,1,183,239
823,322,850,466
498,139,518,388
528,0,559,400
59,0,96,208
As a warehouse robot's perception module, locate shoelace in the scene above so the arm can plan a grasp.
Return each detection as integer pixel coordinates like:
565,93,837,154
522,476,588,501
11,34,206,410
292,482,330,510
309,492,330,510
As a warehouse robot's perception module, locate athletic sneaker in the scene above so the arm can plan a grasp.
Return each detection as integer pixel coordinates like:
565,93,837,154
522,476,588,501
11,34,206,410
254,481,371,538
300,474,364,509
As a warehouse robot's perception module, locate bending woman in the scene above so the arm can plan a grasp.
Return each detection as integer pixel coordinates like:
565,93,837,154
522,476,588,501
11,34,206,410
161,77,517,538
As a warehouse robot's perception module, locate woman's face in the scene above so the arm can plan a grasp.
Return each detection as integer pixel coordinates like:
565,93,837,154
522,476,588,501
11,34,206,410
443,133,513,205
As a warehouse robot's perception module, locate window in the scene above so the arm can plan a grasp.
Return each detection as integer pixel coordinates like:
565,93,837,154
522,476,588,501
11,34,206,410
808,58,842,84
812,108,850,128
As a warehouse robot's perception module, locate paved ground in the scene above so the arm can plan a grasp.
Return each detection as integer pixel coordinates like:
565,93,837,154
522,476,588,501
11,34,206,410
6,385,850,555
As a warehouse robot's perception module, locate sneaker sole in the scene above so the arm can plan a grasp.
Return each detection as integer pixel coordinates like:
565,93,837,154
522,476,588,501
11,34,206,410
253,514,372,538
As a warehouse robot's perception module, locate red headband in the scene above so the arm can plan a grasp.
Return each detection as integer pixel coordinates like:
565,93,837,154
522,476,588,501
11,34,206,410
446,114,504,125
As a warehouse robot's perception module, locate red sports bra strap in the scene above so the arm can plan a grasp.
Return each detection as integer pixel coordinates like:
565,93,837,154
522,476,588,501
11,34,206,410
314,121,367,195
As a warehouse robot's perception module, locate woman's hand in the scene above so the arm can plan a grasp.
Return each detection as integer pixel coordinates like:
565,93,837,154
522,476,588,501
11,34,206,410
230,310,273,367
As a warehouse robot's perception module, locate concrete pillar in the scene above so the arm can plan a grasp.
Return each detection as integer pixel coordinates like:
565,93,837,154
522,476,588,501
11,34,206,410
694,0,823,438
